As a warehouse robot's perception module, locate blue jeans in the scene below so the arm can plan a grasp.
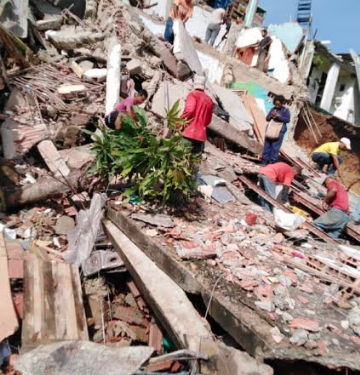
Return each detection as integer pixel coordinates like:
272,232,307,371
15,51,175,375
164,17,174,44
312,152,342,176
258,174,276,212
262,124,287,164
313,208,349,238
351,199,360,223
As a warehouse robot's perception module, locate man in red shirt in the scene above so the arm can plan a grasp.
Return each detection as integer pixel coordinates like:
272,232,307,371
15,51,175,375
258,162,302,212
314,177,349,238
181,75,214,155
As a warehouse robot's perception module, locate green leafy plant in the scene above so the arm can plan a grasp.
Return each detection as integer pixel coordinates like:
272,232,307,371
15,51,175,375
85,101,199,205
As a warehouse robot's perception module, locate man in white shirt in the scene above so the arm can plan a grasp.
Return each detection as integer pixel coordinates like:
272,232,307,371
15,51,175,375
205,8,225,47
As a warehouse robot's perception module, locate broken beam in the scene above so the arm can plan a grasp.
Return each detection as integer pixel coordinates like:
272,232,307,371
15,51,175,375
238,175,339,246
103,218,273,375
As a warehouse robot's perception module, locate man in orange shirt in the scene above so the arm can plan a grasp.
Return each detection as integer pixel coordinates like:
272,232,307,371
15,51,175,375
258,162,302,212
164,0,193,44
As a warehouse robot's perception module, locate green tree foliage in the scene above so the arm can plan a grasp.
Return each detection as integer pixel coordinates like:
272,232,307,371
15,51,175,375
85,101,199,205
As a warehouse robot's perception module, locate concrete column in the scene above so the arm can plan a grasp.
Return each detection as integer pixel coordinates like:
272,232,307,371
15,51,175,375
320,63,340,112
244,0,260,28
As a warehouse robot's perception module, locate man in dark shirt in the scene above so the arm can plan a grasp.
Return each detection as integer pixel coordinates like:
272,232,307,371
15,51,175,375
256,29,272,72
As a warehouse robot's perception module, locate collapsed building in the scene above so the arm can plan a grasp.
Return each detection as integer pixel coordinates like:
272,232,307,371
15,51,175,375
0,0,360,375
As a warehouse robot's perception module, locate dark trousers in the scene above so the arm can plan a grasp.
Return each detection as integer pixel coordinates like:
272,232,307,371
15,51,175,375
184,137,205,156
258,174,276,212
262,124,287,164
164,17,174,44
312,152,342,175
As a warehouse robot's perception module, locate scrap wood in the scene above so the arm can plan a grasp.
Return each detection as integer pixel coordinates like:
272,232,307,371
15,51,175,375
22,253,89,350
0,232,19,341
284,257,360,296
242,94,266,143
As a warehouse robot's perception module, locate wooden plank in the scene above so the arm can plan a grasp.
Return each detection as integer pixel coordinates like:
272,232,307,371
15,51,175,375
22,254,88,351
242,94,266,143
0,233,19,341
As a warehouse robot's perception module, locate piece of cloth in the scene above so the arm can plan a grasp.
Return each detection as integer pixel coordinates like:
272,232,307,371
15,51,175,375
115,97,135,114
184,137,204,156
313,141,340,155
208,8,225,24
314,208,349,239
311,152,342,175
351,199,360,224
259,162,295,186
164,17,174,44
261,124,287,163
169,0,193,21
327,180,349,212
205,23,221,46
258,174,276,212
182,90,214,142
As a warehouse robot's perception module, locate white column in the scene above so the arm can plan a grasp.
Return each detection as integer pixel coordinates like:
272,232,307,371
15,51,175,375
105,37,121,115
244,0,260,28
320,63,340,112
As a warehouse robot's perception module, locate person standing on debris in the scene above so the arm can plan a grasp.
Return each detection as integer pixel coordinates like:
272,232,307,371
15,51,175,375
105,89,148,130
311,138,351,178
261,95,290,165
314,177,349,238
258,162,302,212
205,8,226,47
256,29,272,72
180,75,213,155
164,0,194,44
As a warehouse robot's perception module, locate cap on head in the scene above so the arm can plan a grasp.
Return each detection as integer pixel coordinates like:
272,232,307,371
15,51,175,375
194,75,206,90
340,137,351,150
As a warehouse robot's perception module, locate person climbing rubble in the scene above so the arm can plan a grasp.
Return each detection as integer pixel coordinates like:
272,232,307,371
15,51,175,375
164,0,193,44
258,162,302,212
311,138,351,178
261,95,291,165
180,75,214,156
105,89,148,130
204,8,226,47
313,177,349,238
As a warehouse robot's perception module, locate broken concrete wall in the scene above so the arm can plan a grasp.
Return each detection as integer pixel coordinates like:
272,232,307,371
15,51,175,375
267,22,304,54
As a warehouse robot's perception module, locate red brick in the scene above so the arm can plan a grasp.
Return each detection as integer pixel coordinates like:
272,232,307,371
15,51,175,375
127,280,141,298
148,323,163,352
113,306,143,326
